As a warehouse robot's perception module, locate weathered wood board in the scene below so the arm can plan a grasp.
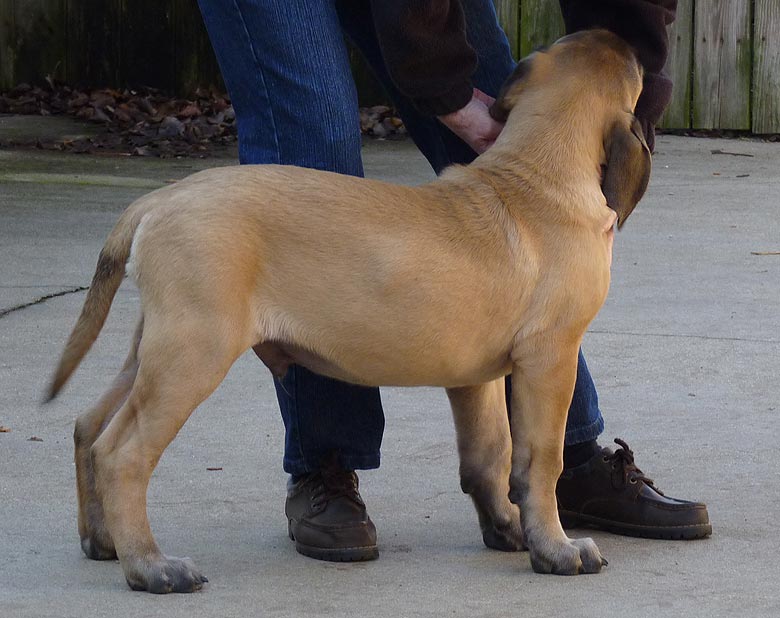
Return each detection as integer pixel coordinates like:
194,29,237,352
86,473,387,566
692,0,752,129
752,0,780,133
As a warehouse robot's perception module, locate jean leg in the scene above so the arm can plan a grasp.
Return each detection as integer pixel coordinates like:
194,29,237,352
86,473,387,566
198,0,363,172
460,0,517,94
197,0,384,475
563,351,604,445
503,349,604,446
278,367,384,475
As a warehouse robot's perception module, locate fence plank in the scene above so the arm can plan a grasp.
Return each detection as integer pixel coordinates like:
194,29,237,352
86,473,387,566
172,0,223,95
0,0,14,90
753,0,780,133
0,0,67,87
494,0,519,58
121,0,175,90
660,0,693,129
0,0,16,88
692,0,752,129
67,0,123,87
519,0,564,57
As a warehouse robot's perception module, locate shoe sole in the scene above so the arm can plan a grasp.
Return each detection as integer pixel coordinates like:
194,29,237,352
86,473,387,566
288,520,379,562
559,511,713,540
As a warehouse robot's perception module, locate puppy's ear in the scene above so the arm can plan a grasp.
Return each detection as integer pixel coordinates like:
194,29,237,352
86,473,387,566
489,57,533,122
602,115,652,229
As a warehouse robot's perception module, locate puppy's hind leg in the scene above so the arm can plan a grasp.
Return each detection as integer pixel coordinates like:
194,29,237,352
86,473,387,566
74,317,143,561
447,378,524,552
90,315,245,593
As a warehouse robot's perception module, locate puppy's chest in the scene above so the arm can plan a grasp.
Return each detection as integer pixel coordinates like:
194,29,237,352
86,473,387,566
534,228,613,301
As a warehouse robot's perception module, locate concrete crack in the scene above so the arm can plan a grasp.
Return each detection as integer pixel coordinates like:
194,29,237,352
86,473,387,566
589,328,778,345
0,286,88,319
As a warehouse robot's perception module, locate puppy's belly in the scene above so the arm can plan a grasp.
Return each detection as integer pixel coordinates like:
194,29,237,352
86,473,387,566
253,339,512,388
253,341,338,380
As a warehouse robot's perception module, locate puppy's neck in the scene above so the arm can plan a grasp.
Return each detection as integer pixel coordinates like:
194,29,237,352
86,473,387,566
478,104,604,190
464,105,607,223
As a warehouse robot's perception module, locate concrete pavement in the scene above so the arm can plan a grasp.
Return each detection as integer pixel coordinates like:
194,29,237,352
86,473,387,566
1,115,779,617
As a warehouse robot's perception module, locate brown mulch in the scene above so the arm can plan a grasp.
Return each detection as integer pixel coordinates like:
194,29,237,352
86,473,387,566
0,81,237,157
0,81,406,158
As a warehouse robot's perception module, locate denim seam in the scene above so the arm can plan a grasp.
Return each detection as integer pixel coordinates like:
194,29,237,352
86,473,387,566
230,0,281,164
281,370,308,473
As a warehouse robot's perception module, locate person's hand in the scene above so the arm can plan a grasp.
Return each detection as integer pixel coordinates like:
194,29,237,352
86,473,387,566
437,88,504,154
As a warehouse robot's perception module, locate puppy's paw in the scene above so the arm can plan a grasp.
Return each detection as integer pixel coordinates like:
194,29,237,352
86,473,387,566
482,523,526,552
80,533,117,561
528,535,606,575
124,554,208,594
570,537,607,573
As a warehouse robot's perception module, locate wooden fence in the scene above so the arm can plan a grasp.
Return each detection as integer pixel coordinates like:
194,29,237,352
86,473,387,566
0,0,222,99
495,0,780,132
1,0,778,132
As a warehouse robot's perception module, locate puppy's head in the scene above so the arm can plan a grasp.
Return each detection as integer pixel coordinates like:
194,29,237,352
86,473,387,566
490,29,651,228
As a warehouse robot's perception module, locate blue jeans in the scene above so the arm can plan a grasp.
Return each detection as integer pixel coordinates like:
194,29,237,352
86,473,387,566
197,0,604,475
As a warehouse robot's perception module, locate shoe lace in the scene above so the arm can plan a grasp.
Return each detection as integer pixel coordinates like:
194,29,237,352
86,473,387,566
605,438,663,494
310,455,362,509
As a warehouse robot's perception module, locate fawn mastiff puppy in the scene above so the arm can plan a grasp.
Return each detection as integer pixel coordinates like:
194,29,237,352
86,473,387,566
47,29,650,593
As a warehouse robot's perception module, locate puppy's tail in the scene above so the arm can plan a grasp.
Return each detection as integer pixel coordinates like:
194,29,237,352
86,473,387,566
44,203,147,402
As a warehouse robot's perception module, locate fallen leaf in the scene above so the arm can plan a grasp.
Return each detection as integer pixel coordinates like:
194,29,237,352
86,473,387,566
158,115,185,138
0,426,10,433
178,103,202,118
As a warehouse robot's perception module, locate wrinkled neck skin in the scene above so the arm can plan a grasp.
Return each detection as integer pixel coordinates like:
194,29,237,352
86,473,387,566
465,93,608,225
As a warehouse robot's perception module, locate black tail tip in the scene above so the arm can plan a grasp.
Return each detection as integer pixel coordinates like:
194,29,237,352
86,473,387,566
42,381,61,404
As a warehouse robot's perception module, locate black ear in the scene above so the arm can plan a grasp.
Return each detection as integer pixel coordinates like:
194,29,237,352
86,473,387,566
489,56,534,122
602,116,652,229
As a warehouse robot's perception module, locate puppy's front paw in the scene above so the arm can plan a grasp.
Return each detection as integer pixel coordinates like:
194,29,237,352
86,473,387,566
124,554,208,594
529,536,606,575
571,537,607,573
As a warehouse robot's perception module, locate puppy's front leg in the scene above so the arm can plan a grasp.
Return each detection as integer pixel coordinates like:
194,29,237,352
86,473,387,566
508,340,606,575
447,379,524,552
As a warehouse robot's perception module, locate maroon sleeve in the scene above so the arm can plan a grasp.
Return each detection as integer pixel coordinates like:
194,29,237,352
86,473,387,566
370,0,477,116
558,0,678,150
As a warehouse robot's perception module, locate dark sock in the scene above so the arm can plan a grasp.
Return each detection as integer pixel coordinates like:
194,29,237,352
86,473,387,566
563,439,600,469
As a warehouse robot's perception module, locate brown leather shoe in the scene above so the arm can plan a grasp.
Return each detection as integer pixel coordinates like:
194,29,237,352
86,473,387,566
285,453,378,562
557,438,712,540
